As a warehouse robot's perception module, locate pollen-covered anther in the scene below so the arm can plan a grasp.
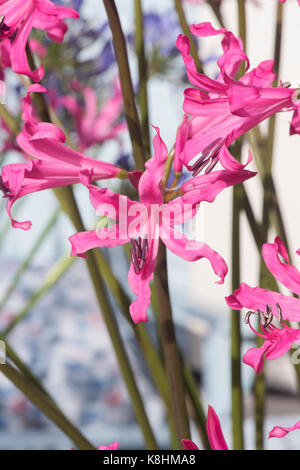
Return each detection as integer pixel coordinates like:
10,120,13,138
245,304,283,328
188,137,223,177
130,237,148,275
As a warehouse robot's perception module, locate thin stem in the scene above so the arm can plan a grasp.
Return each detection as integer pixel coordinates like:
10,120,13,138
182,361,210,450
134,0,151,157
255,1,284,450
174,0,204,73
231,183,244,450
265,1,283,175
0,362,95,450
155,241,191,448
230,0,247,450
103,0,145,171
206,0,226,29
55,186,158,450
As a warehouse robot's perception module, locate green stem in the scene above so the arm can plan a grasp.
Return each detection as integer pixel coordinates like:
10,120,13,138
55,186,158,450
231,183,244,450
155,241,191,448
255,1,284,450
0,362,95,450
182,361,210,450
174,0,204,73
134,0,151,157
206,0,226,28
0,208,60,310
265,1,283,175
103,0,145,171
230,1,246,450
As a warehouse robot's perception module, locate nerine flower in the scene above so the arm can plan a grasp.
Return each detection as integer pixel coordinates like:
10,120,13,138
226,237,300,373
55,79,126,151
176,22,298,174
69,127,255,323
0,0,79,81
182,405,229,450
0,84,125,230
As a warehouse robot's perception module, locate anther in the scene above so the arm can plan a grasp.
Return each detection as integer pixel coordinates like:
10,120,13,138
188,138,223,177
130,237,148,274
245,309,257,324
276,303,283,323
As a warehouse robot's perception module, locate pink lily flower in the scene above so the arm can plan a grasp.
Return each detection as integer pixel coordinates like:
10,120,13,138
0,0,79,82
176,22,298,173
226,237,300,373
0,84,125,230
69,126,255,323
98,442,119,450
182,405,229,450
56,79,127,151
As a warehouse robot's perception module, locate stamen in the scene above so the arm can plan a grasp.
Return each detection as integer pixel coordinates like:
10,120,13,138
188,138,223,177
130,237,148,274
276,303,283,323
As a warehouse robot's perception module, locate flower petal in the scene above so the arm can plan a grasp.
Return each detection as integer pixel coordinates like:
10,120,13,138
269,421,300,439
206,405,228,450
226,283,300,322
262,237,300,296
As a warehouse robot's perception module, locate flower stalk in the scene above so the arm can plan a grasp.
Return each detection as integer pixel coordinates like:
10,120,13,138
103,0,145,171
155,241,191,448
134,0,151,157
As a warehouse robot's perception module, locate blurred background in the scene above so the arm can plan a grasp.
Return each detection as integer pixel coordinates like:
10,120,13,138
1,0,300,450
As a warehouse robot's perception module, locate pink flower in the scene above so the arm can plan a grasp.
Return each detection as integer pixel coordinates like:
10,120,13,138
0,0,79,81
0,85,125,230
98,442,119,450
226,237,300,373
56,79,126,151
69,126,255,323
182,405,228,450
176,22,298,174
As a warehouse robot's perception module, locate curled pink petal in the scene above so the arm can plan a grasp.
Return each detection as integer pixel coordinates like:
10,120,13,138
269,421,300,439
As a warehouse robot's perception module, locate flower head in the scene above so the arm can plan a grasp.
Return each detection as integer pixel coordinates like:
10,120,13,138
0,0,79,81
69,127,255,323
227,237,300,373
0,84,125,230
176,22,298,174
